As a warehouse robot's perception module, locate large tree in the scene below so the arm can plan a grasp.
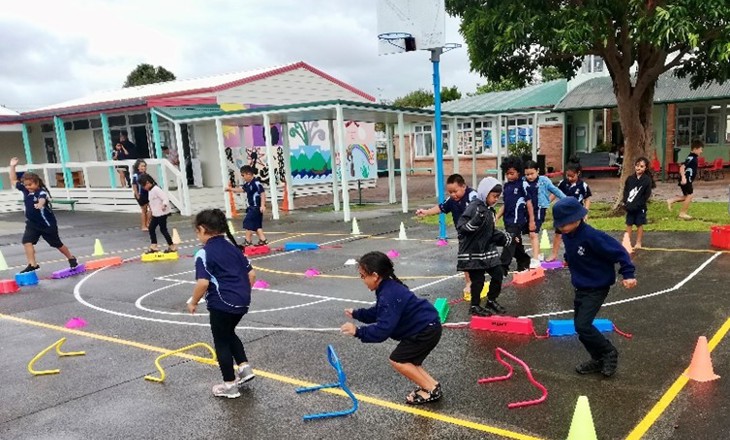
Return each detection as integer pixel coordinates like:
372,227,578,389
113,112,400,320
447,0,730,202
123,63,176,87
393,85,462,108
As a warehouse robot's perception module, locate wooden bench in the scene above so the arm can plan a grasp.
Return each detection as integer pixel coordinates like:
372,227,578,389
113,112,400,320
52,199,78,211
409,167,433,175
575,152,620,177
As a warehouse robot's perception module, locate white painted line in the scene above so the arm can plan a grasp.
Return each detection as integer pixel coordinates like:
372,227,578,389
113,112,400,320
411,273,464,291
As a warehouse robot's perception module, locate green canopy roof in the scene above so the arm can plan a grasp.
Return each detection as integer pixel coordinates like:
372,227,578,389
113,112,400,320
437,79,567,114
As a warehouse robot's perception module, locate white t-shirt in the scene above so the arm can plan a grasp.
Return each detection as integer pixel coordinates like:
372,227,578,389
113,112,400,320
148,185,172,217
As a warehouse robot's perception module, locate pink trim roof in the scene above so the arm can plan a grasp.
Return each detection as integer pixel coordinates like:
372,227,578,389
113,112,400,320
24,61,375,116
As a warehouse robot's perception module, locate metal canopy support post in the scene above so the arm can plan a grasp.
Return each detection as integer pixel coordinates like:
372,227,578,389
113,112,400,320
661,104,668,181
532,112,539,161
328,119,340,211
100,113,116,187
496,114,503,181
397,112,408,213
53,116,71,189
173,121,191,215
263,113,280,221
450,117,458,173
386,123,396,204
431,48,447,240
21,123,32,165
214,118,232,219
471,118,477,186
281,123,294,210
150,111,167,190
335,105,350,222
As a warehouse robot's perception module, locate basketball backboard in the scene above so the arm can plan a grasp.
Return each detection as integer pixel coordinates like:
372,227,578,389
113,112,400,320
377,0,446,55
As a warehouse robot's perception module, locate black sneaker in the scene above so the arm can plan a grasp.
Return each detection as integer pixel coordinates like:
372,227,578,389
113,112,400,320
575,359,603,374
601,349,619,377
485,300,507,315
68,257,78,269
256,239,268,246
20,264,40,274
469,305,492,317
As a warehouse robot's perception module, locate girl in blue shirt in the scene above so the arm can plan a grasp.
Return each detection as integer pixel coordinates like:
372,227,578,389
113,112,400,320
341,251,442,405
9,157,78,274
523,160,565,266
187,209,256,399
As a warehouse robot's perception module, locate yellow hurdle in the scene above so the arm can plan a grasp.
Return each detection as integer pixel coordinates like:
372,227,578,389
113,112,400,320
141,251,179,262
28,337,86,376
145,343,217,383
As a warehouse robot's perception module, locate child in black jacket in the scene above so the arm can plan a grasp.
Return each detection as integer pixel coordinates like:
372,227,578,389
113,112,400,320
457,177,511,317
623,157,655,249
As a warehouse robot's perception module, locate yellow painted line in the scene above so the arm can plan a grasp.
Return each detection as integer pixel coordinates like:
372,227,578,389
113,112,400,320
641,247,730,254
1,313,542,440
626,317,730,440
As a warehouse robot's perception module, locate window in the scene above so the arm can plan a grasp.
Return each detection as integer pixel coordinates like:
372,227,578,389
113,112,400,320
675,105,721,146
414,125,433,157
107,115,126,127
90,118,101,129
72,120,90,130
41,123,53,133
128,113,148,125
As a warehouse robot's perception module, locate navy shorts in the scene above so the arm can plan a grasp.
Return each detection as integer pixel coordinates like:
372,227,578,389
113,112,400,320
22,223,64,248
243,207,263,231
136,195,149,206
679,182,693,196
534,207,547,233
389,322,442,366
625,209,647,226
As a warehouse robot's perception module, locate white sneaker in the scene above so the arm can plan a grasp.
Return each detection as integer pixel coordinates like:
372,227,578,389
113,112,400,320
212,382,241,399
236,363,255,385
529,258,541,269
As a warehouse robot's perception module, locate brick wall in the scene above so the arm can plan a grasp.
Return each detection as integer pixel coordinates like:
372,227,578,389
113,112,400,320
410,157,498,177
539,125,564,172
665,104,676,164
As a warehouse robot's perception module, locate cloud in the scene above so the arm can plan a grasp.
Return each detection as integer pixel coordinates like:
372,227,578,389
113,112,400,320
0,0,484,111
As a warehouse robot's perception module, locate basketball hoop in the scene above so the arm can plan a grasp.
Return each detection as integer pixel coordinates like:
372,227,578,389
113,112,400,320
377,32,415,51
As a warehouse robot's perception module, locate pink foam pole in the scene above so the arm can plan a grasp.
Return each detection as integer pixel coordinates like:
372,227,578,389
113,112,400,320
478,347,548,409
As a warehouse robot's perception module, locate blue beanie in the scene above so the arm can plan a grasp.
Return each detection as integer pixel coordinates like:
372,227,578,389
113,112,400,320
552,197,588,228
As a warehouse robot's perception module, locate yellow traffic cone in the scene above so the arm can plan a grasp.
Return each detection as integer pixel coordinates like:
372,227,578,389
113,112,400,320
228,220,236,235
566,396,598,440
0,249,7,271
92,239,105,256
540,230,551,252
171,228,181,245
351,218,361,235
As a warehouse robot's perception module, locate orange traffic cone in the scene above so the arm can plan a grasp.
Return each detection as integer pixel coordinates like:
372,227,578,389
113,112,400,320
622,233,633,255
228,185,238,218
684,336,720,382
281,184,289,212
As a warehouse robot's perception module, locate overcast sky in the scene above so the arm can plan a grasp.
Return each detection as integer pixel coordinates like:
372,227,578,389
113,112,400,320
0,0,484,112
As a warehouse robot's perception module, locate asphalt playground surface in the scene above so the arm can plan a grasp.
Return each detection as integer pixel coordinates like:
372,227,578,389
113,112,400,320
1,206,729,440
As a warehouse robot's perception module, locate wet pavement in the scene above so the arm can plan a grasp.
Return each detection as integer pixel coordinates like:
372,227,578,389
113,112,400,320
0,205,729,440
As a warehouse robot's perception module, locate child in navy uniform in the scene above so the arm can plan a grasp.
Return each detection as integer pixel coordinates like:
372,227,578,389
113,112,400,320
416,173,478,293
9,157,78,273
497,156,534,275
188,209,256,398
547,161,592,262
227,165,267,246
552,198,636,377
131,159,151,231
523,160,565,266
341,251,442,405
457,177,511,316
667,139,703,220
623,157,655,249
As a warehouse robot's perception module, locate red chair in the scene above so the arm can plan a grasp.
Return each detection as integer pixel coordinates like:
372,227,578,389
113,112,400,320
708,158,724,180
667,162,680,181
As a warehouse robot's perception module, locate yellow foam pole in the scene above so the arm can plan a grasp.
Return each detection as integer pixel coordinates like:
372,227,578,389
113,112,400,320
145,342,217,383
28,337,85,376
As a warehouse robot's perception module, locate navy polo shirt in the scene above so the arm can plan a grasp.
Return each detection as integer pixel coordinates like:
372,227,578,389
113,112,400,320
242,178,265,208
16,181,56,228
557,179,592,205
683,153,698,183
195,235,252,314
524,178,539,211
132,172,148,198
502,179,528,226
439,186,478,224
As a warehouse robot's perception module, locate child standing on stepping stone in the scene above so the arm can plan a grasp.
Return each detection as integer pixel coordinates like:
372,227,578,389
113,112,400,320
341,251,442,405
8,157,79,274
138,174,176,254
226,165,267,247
523,160,565,266
416,173,478,295
496,156,535,275
457,177,511,317
188,209,256,398
552,198,636,377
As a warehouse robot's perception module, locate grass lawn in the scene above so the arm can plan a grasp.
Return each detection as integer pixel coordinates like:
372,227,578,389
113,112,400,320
418,201,730,232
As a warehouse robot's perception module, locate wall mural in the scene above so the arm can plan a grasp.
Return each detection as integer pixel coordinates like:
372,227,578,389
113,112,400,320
224,124,283,187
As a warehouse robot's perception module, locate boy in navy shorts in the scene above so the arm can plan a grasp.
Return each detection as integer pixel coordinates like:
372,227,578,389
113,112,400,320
496,156,534,276
226,165,267,246
667,140,703,220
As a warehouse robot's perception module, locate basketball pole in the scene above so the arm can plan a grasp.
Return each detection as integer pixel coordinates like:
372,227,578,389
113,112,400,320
431,47,448,240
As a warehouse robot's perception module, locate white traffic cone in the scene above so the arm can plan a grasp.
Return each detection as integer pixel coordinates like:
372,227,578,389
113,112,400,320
351,218,361,235
397,222,407,240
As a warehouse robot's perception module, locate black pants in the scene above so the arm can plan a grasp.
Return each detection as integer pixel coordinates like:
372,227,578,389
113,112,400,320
209,308,249,382
501,224,531,273
574,288,615,360
149,214,172,246
466,265,504,306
